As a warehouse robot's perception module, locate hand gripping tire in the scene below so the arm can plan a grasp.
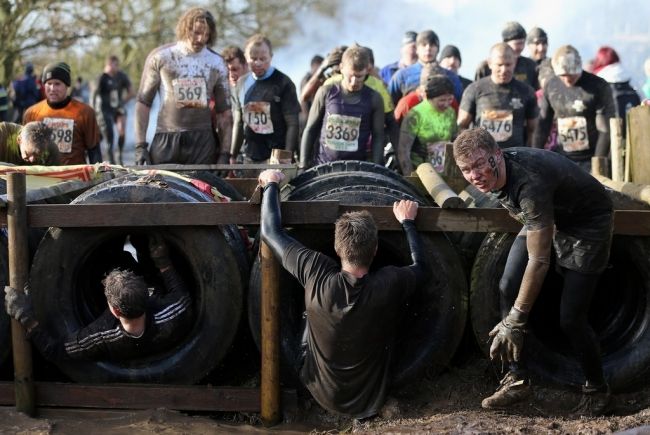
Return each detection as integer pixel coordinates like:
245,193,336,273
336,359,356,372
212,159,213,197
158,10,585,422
248,181,468,386
27,174,244,383
470,232,650,391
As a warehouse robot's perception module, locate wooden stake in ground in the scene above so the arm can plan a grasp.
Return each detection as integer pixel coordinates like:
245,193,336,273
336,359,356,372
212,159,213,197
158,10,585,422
6,172,35,416
416,162,466,209
260,240,281,426
610,118,624,182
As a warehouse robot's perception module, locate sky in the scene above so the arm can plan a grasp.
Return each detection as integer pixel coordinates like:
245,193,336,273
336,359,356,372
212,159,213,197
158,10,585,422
272,0,650,90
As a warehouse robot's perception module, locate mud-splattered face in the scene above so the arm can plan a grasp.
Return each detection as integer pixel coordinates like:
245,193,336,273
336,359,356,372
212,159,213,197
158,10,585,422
430,93,454,112
186,19,210,53
246,43,272,77
456,148,503,193
489,52,515,85
558,73,581,87
340,62,366,92
44,79,68,103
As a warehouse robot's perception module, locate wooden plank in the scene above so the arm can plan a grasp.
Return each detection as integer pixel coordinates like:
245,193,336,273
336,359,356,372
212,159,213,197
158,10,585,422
0,202,647,234
628,105,650,184
0,382,296,412
122,163,296,171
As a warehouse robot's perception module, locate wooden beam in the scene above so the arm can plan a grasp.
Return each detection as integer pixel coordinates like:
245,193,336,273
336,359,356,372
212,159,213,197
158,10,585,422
0,382,296,412
6,173,35,416
0,203,645,234
260,241,281,426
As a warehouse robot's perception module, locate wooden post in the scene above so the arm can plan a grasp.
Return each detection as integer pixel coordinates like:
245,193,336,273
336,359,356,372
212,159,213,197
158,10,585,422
610,118,624,182
591,156,609,178
260,241,281,426
6,172,35,416
416,163,466,208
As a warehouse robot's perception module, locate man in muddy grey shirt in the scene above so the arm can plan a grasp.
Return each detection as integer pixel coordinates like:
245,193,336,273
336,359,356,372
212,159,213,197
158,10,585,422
134,7,232,165
258,169,430,419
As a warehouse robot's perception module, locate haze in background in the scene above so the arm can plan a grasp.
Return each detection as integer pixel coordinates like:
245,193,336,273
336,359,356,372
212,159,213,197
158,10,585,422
273,0,650,91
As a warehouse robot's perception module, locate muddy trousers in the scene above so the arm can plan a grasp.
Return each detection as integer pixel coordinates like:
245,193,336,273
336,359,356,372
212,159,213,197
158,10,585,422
499,234,606,386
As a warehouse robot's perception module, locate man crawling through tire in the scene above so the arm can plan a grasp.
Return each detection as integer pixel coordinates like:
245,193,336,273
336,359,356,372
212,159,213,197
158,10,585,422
258,169,430,420
453,127,613,416
4,233,193,361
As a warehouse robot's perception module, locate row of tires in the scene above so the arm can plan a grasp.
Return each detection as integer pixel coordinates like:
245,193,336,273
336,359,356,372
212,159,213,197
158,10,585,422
0,162,649,392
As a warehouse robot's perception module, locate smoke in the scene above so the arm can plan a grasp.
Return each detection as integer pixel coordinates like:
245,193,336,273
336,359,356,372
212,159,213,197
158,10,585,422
274,0,650,91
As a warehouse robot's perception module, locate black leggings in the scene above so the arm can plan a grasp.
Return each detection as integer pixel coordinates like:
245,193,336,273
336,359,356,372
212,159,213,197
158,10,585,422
499,234,605,386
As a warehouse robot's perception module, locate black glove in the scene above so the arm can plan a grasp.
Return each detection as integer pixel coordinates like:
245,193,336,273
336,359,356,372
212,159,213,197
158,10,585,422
149,233,171,270
135,142,151,165
5,284,34,326
489,307,528,363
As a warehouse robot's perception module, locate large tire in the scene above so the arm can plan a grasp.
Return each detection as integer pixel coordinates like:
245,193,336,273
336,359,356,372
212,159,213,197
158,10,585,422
184,170,245,202
28,174,244,383
0,234,9,367
470,232,650,391
289,161,432,204
248,182,468,386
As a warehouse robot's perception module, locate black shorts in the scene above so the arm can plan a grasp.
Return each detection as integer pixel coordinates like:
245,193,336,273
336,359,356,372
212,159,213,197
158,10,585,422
150,129,218,165
553,229,613,274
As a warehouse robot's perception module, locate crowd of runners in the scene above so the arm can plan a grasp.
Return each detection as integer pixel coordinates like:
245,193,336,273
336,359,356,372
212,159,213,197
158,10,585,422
2,5,650,424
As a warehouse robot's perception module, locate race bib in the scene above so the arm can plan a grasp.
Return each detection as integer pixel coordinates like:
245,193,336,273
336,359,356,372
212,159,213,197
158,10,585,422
480,110,513,142
109,89,119,108
557,116,588,152
43,117,74,153
172,77,207,108
426,142,447,173
324,114,361,152
243,102,274,134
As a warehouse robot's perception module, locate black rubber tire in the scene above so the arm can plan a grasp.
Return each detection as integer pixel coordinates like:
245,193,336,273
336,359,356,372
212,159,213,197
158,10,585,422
289,161,431,204
248,183,468,386
470,232,650,391
28,174,244,383
0,234,9,367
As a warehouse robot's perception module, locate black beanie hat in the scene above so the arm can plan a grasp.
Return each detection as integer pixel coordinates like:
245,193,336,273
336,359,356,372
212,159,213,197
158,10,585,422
424,74,454,99
526,27,548,44
501,21,526,42
439,45,462,64
42,62,72,87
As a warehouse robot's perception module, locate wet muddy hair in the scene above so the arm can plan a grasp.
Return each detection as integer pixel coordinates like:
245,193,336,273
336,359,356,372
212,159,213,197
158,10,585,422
20,121,59,162
222,46,246,65
245,34,273,56
334,210,378,268
341,45,370,72
453,128,498,161
176,7,217,47
103,268,148,319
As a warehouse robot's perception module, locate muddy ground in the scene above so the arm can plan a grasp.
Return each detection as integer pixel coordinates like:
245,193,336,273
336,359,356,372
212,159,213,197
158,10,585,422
2,355,650,434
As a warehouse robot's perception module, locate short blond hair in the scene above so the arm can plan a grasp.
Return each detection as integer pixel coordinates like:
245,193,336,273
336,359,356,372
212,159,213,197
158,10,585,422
453,128,498,161
245,34,273,56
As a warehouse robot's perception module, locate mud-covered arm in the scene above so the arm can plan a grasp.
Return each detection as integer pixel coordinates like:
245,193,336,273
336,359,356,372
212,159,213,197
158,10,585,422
402,219,431,284
260,181,294,258
299,85,326,169
513,225,553,313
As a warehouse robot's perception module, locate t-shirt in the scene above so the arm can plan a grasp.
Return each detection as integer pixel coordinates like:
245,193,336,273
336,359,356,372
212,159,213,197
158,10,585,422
23,98,100,165
534,72,615,160
137,43,230,133
388,62,463,104
380,61,400,86
0,122,58,165
475,56,540,90
233,69,300,161
493,147,612,241
94,72,121,113
324,74,394,113
30,268,193,362
401,100,456,169
460,77,538,148
113,70,132,108
281,241,417,418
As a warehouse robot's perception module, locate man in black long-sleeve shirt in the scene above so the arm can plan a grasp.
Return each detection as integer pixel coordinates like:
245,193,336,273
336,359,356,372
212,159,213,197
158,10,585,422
5,234,192,362
258,169,430,419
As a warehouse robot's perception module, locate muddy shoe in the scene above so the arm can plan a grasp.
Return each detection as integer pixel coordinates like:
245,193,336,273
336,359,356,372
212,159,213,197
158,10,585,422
571,384,611,417
481,372,532,409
